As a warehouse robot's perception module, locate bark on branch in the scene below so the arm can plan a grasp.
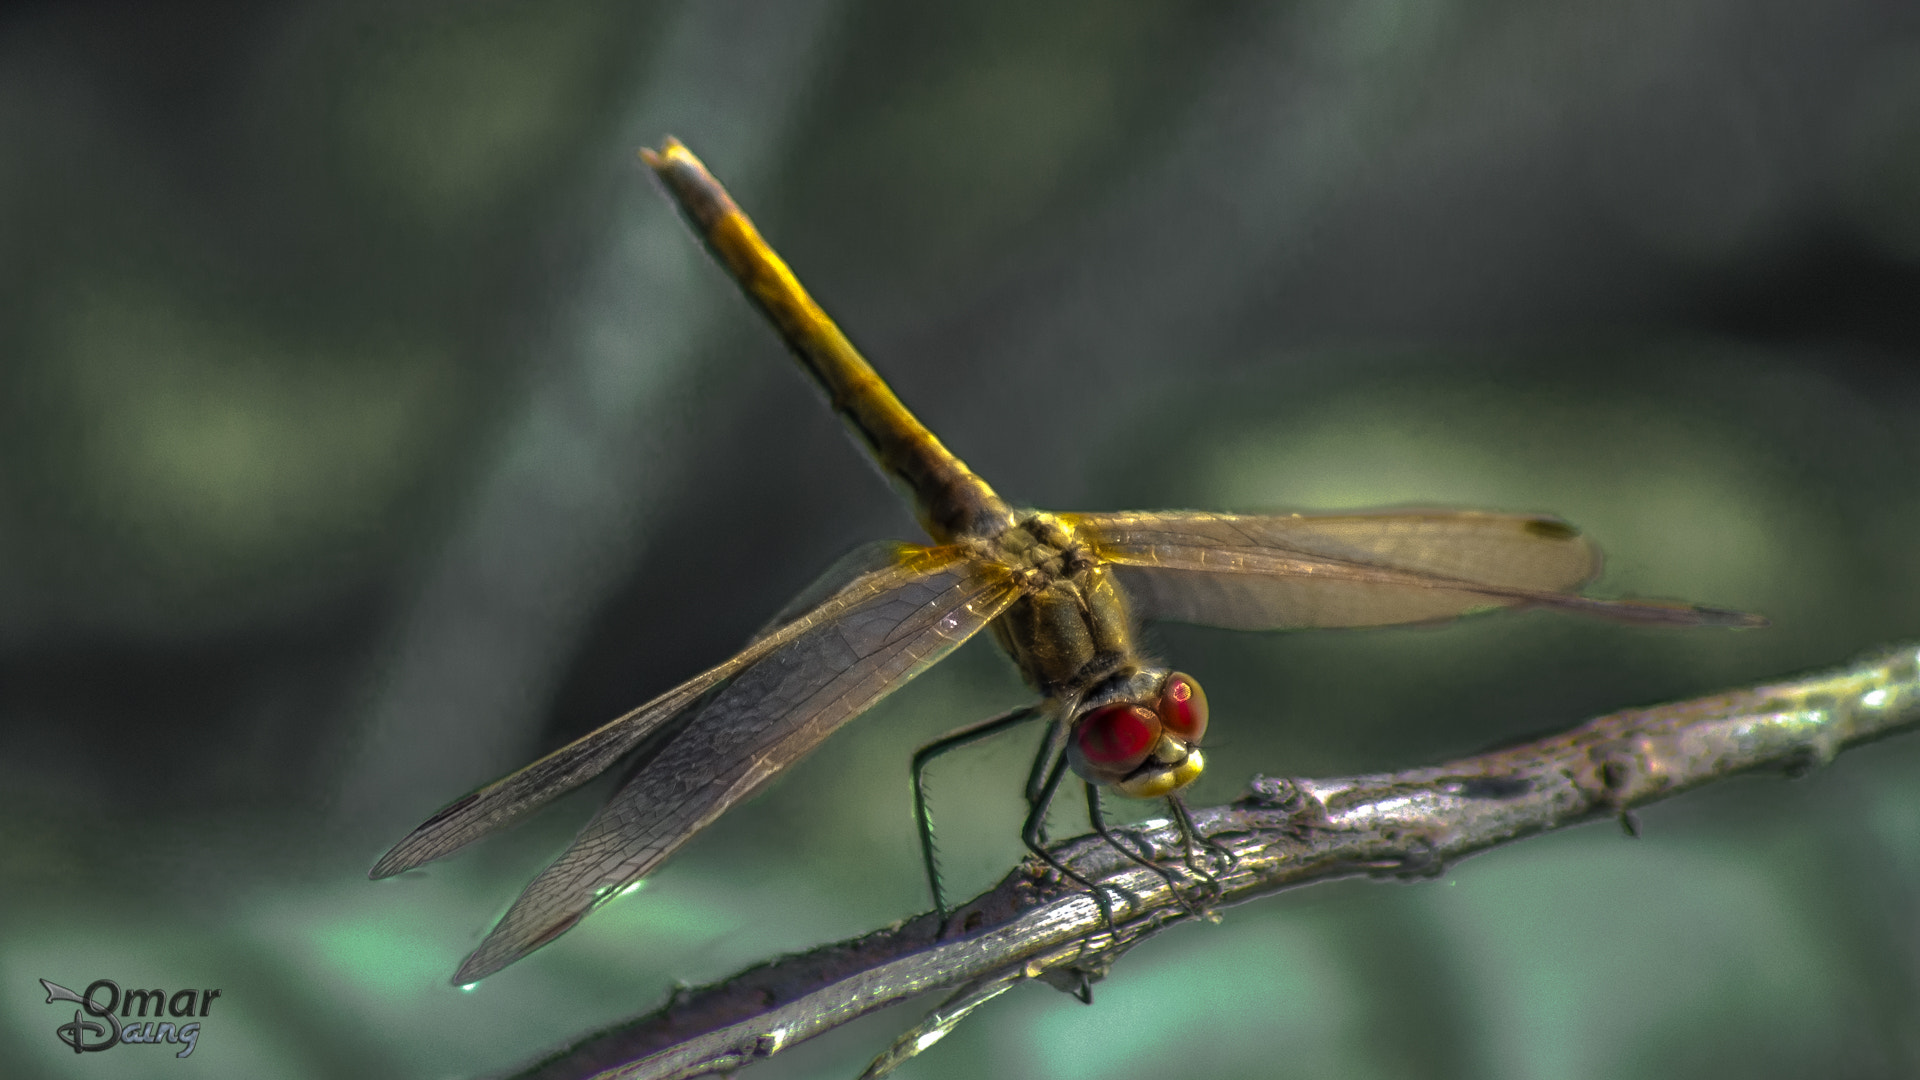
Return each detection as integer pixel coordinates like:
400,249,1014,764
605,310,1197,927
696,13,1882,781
505,644,1920,1080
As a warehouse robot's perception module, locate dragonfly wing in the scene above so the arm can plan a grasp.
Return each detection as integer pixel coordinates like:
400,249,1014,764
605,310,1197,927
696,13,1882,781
1066,510,1761,629
370,545,984,880
747,539,920,645
450,556,1023,982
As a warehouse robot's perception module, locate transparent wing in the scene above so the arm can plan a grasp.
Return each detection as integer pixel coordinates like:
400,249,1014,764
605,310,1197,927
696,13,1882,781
370,544,989,881
747,539,918,645
1065,510,1761,630
449,557,1024,982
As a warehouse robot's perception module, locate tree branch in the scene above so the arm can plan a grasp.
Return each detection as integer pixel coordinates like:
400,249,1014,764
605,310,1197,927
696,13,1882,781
505,644,1920,1080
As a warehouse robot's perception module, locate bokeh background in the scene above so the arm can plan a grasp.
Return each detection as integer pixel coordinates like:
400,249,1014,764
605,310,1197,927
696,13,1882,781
4,2,1920,1077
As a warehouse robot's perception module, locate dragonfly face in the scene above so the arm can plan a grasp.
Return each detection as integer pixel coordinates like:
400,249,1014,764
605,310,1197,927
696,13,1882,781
370,139,1763,984
1066,670,1209,798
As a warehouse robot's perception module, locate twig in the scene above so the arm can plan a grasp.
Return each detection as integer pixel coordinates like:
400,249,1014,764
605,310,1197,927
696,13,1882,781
503,643,1920,1080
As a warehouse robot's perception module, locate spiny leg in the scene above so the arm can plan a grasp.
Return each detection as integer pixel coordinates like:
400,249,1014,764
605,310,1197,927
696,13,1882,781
1085,781,1202,914
1165,792,1237,900
1024,754,1125,938
1023,715,1066,845
912,706,1041,918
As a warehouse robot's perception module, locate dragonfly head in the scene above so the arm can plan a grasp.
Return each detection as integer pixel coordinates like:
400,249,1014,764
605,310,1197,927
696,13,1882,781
1065,671,1209,798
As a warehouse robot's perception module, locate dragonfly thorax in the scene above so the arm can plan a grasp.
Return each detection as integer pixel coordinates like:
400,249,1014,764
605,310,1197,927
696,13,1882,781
988,513,1139,697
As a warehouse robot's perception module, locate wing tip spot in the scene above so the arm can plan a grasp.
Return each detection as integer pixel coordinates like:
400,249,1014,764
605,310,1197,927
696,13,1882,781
1523,518,1582,541
421,791,483,828
1699,606,1769,629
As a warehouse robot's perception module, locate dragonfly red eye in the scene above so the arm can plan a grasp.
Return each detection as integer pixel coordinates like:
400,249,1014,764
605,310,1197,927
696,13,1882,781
1073,704,1160,769
1158,672,1208,742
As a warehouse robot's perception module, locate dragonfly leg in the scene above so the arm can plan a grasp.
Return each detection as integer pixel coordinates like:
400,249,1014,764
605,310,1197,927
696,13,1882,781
1166,792,1237,900
1024,754,1124,938
1023,716,1066,845
1085,782,1205,916
912,705,1041,919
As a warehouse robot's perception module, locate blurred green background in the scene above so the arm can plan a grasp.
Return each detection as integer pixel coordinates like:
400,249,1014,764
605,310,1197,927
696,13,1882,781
3,2,1919,1077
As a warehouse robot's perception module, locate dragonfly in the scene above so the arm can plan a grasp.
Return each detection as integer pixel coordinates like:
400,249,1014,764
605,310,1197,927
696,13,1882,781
371,139,1762,984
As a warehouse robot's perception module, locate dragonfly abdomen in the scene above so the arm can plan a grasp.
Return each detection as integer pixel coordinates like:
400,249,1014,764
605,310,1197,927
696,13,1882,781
642,140,1011,544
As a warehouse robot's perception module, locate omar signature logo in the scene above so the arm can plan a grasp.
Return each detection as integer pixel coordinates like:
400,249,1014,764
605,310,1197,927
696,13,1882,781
39,978,220,1059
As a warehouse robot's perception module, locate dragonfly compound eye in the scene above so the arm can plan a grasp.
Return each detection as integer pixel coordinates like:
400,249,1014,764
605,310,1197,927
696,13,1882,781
1069,703,1161,781
1157,672,1208,743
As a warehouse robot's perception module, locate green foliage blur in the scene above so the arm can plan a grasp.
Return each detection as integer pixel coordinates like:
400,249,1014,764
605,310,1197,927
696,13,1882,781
3,2,1918,1078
